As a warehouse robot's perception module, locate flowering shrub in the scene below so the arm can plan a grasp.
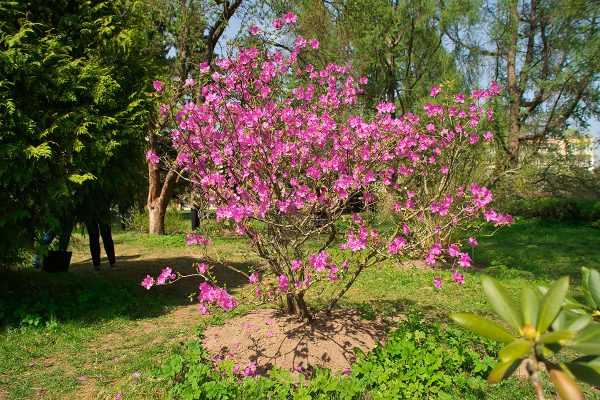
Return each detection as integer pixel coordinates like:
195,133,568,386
143,13,512,320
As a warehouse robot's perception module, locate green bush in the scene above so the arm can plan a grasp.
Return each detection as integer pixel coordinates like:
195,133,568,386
125,207,190,234
157,316,501,399
501,198,600,223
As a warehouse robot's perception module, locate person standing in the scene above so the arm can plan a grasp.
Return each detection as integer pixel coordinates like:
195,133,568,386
86,217,118,272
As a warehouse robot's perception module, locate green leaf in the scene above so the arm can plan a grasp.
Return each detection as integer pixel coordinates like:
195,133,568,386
537,276,569,334
487,359,522,383
587,269,600,310
482,276,523,333
68,173,96,184
498,340,531,363
565,356,600,387
24,142,52,159
549,369,584,400
552,310,591,333
520,286,539,329
450,313,515,343
570,323,600,355
538,330,574,344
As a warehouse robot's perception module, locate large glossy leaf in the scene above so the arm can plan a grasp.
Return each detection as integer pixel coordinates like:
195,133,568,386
549,369,584,400
520,286,539,329
570,323,600,355
498,340,531,363
537,276,569,334
487,359,522,383
552,310,591,333
565,356,600,387
450,313,515,343
482,276,522,333
587,268,600,310
538,330,574,344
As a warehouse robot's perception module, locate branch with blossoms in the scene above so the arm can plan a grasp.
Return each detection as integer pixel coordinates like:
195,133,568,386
141,12,513,322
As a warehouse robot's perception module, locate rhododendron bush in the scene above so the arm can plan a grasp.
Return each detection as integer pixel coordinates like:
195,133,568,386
142,14,512,321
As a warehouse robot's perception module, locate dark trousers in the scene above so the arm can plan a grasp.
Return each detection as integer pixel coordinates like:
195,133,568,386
86,223,115,266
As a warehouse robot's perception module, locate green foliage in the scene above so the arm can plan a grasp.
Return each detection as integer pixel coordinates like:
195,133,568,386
500,198,600,224
451,269,600,398
125,207,189,234
157,316,500,399
0,0,163,264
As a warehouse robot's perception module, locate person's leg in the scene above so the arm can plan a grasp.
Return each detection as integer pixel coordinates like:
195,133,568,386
57,220,73,252
99,223,116,266
87,223,101,269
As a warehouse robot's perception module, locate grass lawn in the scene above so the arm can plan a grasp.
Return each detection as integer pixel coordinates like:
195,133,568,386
1,218,599,399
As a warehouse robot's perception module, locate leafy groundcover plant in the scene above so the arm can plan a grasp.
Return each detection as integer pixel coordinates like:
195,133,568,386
156,315,501,400
452,267,600,399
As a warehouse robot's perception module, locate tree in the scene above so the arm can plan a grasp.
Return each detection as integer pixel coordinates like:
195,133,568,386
270,0,465,114
144,0,244,234
142,14,512,321
444,0,600,167
0,0,159,263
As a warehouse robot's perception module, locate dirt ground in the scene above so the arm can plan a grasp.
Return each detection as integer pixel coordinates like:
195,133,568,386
203,308,386,374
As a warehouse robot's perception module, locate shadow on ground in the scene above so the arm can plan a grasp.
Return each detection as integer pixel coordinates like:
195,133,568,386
0,255,259,328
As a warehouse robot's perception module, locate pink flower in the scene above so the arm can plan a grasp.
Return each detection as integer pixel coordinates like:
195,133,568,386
342,369,351,375
266,331,274,337
483,131,493,142
309,251,328,271
452,270,465,285
156,267,174,285
198,263,209,274
388,236,407,255
198,61,210,73
159,104,169,116
153,80,163,92
249,25,260,35
459,253,471,268
132,372,141,378
249,272,260,284
434,277,443,288
278,275,289,292
114,393,123,400
429,84,440,97
468,134,479,144
243,323,252,329
440,165,449,174
198,304,207,314
76,376,87,381
376,102,395,114
430,243,443,255
454,93,465,103
243,363,257,377
359,76,368,85
448,244,460,257
184,78,194,86
468,237,478,247
283,12,297,24
425,252,436,265
233,364,241,374
141,275,154,290
309,38,320,49
272,18,283,29
291,260,302,271
145,150,160,164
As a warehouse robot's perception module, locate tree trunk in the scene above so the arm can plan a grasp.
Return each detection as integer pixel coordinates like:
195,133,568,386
506,0,521,165
286,292,312,322
146,140,180,234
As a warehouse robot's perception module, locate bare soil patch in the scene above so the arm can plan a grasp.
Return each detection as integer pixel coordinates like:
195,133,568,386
203,308,386,374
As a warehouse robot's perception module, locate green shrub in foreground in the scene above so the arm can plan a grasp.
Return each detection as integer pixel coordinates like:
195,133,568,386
157,316,501,399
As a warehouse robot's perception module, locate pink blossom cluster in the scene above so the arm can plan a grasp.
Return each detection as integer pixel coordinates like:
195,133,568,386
141,267,176,289
197,282,237,314
145,150,160,164
185,233,211,246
